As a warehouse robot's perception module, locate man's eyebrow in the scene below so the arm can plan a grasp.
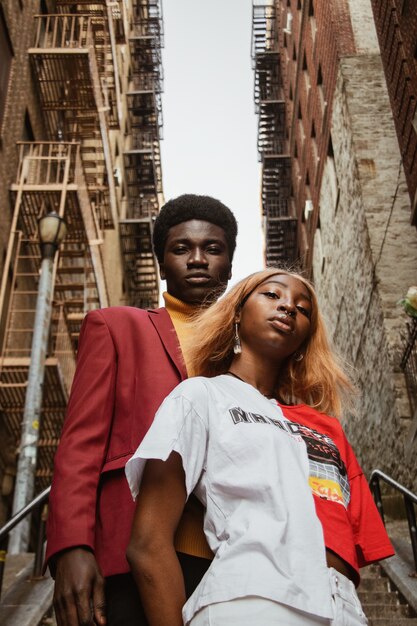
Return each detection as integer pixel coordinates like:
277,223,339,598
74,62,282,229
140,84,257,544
168,237,226,245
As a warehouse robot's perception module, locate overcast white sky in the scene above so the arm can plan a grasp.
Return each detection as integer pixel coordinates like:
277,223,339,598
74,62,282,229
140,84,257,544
159,0,264,290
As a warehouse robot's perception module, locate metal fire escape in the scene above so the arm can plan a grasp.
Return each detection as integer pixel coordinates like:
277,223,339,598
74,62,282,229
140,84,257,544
0,142,103,491
0,1,165,497
252,3,297,267
0,1,165,496
120,0,164,309
29,4,123,230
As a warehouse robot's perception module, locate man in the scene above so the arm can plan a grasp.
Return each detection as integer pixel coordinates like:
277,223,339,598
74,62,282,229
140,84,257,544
45,194,237,626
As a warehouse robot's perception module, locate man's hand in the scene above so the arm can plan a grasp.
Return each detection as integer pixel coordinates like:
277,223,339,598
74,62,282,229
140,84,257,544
53,548,106,626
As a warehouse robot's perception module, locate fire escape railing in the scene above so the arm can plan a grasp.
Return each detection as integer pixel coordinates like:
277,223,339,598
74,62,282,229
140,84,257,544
252,2,297,267
0,487,50,598
370,469,417,575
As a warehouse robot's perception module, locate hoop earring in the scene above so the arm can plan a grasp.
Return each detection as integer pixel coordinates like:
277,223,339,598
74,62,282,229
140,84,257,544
293,351,304,362
233,322,242,355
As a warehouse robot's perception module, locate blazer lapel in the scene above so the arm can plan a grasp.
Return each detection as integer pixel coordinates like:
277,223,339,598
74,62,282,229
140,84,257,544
148,308,187,380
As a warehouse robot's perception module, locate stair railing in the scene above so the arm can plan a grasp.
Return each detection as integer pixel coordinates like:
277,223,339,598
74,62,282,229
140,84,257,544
370,469,417,573
0,486,50,598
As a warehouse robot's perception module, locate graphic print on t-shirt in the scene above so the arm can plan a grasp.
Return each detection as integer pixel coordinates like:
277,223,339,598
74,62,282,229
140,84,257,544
228,404,350,508
286,420,350,508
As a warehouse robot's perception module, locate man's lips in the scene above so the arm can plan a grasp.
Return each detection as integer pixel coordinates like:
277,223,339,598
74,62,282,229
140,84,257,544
185,273,212,284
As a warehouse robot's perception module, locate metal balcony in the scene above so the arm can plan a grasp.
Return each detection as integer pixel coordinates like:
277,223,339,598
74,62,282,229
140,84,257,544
257,99,287,159
119,218,159,309
0,307,74,491
131,0,164,43
30,14,118,127
29,13,120,228
55,1,126,43
261,154,292,217
251,3,278,58
126,88,163,139
264,216,298,267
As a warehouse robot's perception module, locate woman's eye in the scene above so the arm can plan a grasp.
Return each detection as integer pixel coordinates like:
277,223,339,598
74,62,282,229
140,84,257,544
297,305,311,318
263,291,279,299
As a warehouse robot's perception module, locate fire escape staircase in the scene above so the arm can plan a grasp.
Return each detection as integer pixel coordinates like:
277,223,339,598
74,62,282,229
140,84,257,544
28,8,122,231
0,141,104,493
252,3,297,266
119,0,164,308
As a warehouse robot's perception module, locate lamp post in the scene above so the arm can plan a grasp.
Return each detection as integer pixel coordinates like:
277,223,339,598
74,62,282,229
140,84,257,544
8,211,66,554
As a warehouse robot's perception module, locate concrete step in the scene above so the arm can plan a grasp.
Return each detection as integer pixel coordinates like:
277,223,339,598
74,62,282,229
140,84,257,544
0,554,53,626
363,602,411,617
358,590,399,604
359,575,391,592
368,617,417,626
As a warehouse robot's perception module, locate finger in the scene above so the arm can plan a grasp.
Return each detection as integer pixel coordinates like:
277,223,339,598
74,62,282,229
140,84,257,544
55,591,80,626
75,589,95,626
92,576,107,625
53,599,67,626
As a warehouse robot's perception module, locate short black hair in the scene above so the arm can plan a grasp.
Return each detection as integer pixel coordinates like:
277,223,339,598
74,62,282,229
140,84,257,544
152,194,238,263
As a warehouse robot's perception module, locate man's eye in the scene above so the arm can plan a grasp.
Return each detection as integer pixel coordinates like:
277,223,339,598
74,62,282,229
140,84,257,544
173,246,187,254
206,246,221,254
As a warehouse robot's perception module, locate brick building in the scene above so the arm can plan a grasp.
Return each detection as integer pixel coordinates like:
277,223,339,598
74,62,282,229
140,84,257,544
0,0,164,525
253,0,417,490
371,0,417,223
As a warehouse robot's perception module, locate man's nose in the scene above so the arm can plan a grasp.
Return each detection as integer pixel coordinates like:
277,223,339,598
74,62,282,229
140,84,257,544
187,248,209,266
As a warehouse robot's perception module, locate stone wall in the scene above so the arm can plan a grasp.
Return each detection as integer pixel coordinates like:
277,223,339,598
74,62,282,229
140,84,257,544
313,52,417,490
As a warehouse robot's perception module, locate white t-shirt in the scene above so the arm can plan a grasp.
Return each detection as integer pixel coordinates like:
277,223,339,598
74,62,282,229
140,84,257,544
126,375,333,625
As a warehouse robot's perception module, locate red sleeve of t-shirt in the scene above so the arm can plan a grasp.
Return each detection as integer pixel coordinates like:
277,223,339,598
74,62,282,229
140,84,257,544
347,447,395,567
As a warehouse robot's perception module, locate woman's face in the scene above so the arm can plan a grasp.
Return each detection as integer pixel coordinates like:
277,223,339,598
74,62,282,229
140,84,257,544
237,275,313,363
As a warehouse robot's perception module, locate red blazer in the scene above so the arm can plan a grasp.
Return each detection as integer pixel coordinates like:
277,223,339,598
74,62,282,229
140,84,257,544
45,306,187,577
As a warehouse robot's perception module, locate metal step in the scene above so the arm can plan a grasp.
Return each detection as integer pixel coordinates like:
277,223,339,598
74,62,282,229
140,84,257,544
0,554,53,626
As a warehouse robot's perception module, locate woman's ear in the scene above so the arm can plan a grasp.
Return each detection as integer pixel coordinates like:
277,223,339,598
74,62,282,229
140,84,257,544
234,311,241,324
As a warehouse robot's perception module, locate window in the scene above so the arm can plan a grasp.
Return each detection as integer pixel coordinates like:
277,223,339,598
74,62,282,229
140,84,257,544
22,111,34,141
0,7,13,131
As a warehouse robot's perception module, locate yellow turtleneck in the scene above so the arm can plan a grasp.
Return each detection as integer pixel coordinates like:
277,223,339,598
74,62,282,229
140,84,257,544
163,292,214,561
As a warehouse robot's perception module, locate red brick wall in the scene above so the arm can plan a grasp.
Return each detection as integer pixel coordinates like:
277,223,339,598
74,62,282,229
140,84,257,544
0,1,46,271
370,0,417,220
277,0,356,270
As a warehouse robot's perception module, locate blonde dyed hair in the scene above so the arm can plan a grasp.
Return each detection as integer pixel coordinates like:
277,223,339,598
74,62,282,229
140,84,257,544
182,268,356,417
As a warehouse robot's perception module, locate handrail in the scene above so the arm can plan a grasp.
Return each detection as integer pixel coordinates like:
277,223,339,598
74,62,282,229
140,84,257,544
370,469,417,573
0,486,50,598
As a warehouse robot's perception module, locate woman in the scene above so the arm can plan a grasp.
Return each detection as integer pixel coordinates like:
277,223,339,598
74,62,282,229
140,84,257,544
125,268,393,626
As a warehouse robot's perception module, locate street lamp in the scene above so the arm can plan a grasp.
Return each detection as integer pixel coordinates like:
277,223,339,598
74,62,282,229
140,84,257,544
8,211,66,554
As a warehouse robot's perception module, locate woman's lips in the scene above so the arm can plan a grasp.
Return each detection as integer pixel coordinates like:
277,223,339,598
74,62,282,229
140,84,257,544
269,317,294,333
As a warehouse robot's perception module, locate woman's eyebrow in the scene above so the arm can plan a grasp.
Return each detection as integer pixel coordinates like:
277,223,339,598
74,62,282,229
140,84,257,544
262,279,312,301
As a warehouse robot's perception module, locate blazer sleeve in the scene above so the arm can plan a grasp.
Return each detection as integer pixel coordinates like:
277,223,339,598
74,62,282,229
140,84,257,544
45,309,117,568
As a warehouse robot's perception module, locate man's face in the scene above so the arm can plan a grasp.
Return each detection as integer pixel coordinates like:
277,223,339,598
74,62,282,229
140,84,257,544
160,219,232,305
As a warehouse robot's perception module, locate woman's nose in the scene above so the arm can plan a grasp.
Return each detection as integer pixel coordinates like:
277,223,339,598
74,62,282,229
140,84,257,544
278,302,296,318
